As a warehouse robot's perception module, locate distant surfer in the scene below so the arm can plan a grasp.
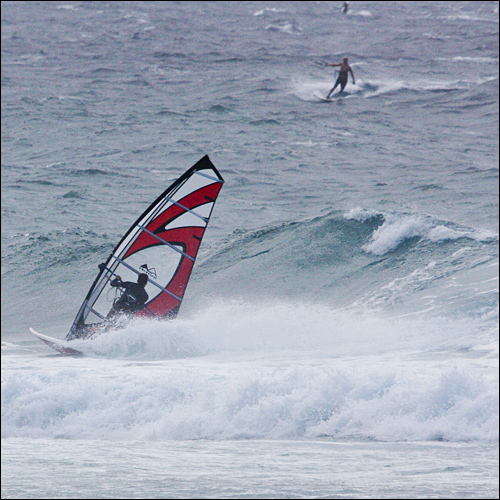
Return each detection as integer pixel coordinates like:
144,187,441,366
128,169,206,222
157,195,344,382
341,2,349,14
325,56,355,98
106,273,149,319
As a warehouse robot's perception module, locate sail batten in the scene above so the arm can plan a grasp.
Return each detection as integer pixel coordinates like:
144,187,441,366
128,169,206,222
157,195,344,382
137,224,196,262
163,196,210,223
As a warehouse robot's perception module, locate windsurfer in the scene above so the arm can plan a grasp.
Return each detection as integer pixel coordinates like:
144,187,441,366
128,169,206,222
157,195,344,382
325,56,355,98
106,273,149,319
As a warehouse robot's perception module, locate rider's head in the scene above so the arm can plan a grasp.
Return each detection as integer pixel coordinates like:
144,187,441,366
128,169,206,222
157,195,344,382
343,57,348,62
137,273,148,287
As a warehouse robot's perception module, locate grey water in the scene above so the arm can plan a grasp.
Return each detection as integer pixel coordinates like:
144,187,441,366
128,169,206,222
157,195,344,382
1,1,498,498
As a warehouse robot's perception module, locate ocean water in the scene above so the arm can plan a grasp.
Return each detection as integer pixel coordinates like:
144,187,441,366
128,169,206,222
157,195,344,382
1,1,498,498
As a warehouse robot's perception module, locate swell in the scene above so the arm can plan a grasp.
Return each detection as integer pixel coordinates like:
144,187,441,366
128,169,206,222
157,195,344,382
192,209,498,317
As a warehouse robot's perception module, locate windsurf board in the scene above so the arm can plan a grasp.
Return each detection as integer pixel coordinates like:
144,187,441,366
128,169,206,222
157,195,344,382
29,328,84,356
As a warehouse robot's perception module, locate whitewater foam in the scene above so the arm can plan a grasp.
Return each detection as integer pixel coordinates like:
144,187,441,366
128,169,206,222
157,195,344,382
3,321,498,442
344,209,498,256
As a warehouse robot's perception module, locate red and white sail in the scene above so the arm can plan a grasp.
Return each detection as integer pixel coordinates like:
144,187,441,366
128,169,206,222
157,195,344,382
68,155,224,339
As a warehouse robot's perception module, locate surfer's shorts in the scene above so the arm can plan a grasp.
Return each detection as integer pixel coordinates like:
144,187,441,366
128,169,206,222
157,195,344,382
336,75,348,89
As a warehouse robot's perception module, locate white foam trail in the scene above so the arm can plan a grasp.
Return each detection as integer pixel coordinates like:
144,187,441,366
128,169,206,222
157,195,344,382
253,7,288,17
60,300,495,360
290,77,360,102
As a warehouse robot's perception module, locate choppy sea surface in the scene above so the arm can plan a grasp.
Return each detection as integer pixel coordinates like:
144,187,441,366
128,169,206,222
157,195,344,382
1,1,498,498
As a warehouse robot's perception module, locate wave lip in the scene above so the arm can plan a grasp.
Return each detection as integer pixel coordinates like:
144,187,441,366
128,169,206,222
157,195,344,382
345,208,498,256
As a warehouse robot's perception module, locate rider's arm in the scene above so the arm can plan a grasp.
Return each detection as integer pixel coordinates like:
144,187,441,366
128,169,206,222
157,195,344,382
98,263,123,288
110,276,123,287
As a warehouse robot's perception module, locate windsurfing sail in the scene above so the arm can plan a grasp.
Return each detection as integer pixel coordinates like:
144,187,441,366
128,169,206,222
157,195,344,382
67,155,224,340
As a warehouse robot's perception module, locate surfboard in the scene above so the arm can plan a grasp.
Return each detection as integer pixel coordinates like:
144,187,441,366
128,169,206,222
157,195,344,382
29,328,84,356
313,92,333,102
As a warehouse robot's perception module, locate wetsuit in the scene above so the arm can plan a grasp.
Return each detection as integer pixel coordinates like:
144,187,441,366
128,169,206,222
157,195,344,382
110,278,149,314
